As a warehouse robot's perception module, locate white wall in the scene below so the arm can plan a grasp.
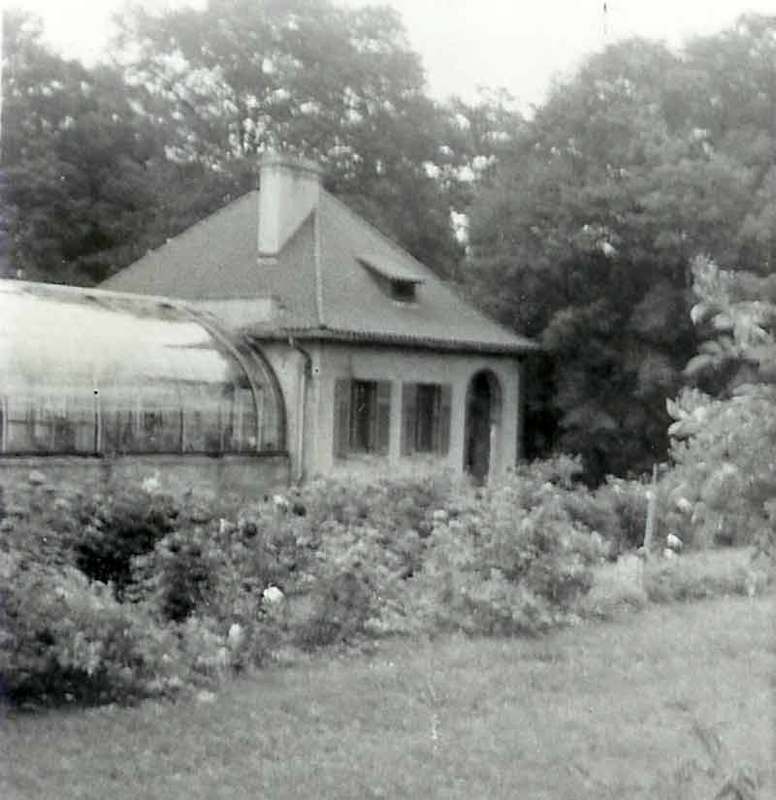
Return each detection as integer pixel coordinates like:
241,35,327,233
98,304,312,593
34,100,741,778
307,342,521,480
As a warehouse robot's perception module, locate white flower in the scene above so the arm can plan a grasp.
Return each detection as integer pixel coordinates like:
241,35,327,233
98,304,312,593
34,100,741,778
215,647,230,671
666,533,684,551
675,497,693,514
263,585,285,604
28,470,47,486
142,472,161,493
227,623,244,650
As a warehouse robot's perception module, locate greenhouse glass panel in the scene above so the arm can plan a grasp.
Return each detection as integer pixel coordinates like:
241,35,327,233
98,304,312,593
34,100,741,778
0,281,283,456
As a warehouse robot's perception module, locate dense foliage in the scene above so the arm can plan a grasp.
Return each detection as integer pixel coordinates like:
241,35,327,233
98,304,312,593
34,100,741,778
0,465,612,706
4,1,509,283
115,0,471,275
467,14,776,479
0,11,168,284
663,256,776,555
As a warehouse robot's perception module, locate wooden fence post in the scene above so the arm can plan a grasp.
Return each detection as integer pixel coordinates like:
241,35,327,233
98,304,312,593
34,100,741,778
643,463,658,554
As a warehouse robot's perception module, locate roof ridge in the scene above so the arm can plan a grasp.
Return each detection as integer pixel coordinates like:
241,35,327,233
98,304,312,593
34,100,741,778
313,207,325,328
265,208,322,328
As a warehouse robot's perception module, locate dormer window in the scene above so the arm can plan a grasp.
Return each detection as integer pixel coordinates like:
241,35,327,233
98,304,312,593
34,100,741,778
390,279,417,303
357,253,423,304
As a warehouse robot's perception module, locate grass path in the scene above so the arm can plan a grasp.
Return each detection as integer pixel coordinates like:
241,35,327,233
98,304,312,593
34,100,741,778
2,595,773,799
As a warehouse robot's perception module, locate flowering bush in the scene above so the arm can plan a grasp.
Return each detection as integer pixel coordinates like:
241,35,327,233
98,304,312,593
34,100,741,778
505,455,655,557
290,520,413,647
0,553,183,705
593,476,652,554
406,474,606,636
73,488,180,597
0,464,609,706
298,470,456,538
130,503,316,666
658,256,776,557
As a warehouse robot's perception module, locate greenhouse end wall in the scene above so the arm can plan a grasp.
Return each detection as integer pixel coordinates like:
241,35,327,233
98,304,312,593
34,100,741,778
0,453,290,504
0,280,291,501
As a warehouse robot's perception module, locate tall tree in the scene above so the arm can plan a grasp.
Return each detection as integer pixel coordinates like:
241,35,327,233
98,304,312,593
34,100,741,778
1,10,169,284
466,17,776,481
114,0,462,274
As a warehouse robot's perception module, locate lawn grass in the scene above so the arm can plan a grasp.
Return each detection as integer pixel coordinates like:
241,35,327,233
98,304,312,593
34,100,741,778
583,546,769,619
2,593,773,799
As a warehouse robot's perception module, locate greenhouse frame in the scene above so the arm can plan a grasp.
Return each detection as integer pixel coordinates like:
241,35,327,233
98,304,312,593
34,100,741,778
0,279,288,497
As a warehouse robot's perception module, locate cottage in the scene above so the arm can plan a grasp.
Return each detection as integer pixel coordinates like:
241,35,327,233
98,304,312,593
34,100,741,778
101,153,535,485
0,156,534,499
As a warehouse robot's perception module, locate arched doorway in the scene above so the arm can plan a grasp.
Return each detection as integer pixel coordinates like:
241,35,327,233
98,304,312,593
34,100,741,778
464,369,502,483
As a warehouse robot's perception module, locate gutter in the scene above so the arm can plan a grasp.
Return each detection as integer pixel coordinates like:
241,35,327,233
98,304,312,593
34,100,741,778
253,326,538,356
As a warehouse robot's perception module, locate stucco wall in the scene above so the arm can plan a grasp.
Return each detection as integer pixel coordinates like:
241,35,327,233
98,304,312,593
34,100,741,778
258,342,315,482
0,454,290,503
303,342,521,480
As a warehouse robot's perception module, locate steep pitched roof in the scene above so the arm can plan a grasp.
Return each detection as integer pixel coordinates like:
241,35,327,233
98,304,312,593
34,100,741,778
102,187,536,355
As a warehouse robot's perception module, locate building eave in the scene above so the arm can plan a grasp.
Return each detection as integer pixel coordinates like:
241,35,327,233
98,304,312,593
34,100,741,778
248,325,539,356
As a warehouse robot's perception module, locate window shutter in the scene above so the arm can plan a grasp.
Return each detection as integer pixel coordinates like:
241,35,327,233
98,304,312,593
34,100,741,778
401,383,417,456
439,384,452,456
430,387,441,453
333,378,351,459
376,381,391,455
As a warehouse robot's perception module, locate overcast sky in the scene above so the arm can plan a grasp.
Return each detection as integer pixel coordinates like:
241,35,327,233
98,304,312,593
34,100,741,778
6,0,776,109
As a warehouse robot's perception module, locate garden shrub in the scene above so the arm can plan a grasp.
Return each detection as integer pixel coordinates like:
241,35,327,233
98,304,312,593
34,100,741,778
0,552,184,705
73,488,180,597
593,476,651,554
407,475,606,636
298,470,456,537
0,478,85,570
291,520,411,647
580,549,772,620
0,465,616,707
660,257,776,556
507,455,653,558
131,504,315,665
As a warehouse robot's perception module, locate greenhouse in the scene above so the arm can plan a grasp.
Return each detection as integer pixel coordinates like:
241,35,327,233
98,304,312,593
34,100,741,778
0,280,285,460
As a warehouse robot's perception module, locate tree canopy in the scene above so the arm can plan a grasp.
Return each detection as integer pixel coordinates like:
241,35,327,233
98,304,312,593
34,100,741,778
1,11,166,284
466,14,776,480
113,0,463,274
2,0,484,284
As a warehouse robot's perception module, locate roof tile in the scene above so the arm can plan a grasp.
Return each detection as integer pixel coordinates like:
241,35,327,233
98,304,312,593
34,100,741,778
101,187,536,354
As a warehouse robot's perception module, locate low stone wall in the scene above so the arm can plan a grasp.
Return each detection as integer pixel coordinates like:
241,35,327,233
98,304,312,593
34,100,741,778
0,453,290,503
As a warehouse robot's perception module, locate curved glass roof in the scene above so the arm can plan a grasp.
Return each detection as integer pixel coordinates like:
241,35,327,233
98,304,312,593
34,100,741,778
0,280,284,456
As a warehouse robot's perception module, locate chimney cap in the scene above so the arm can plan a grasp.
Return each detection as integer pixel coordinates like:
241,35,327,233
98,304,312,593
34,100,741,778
260,150,324,177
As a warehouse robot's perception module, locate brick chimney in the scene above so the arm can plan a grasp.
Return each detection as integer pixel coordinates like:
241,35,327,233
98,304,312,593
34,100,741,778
258,152,322,257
